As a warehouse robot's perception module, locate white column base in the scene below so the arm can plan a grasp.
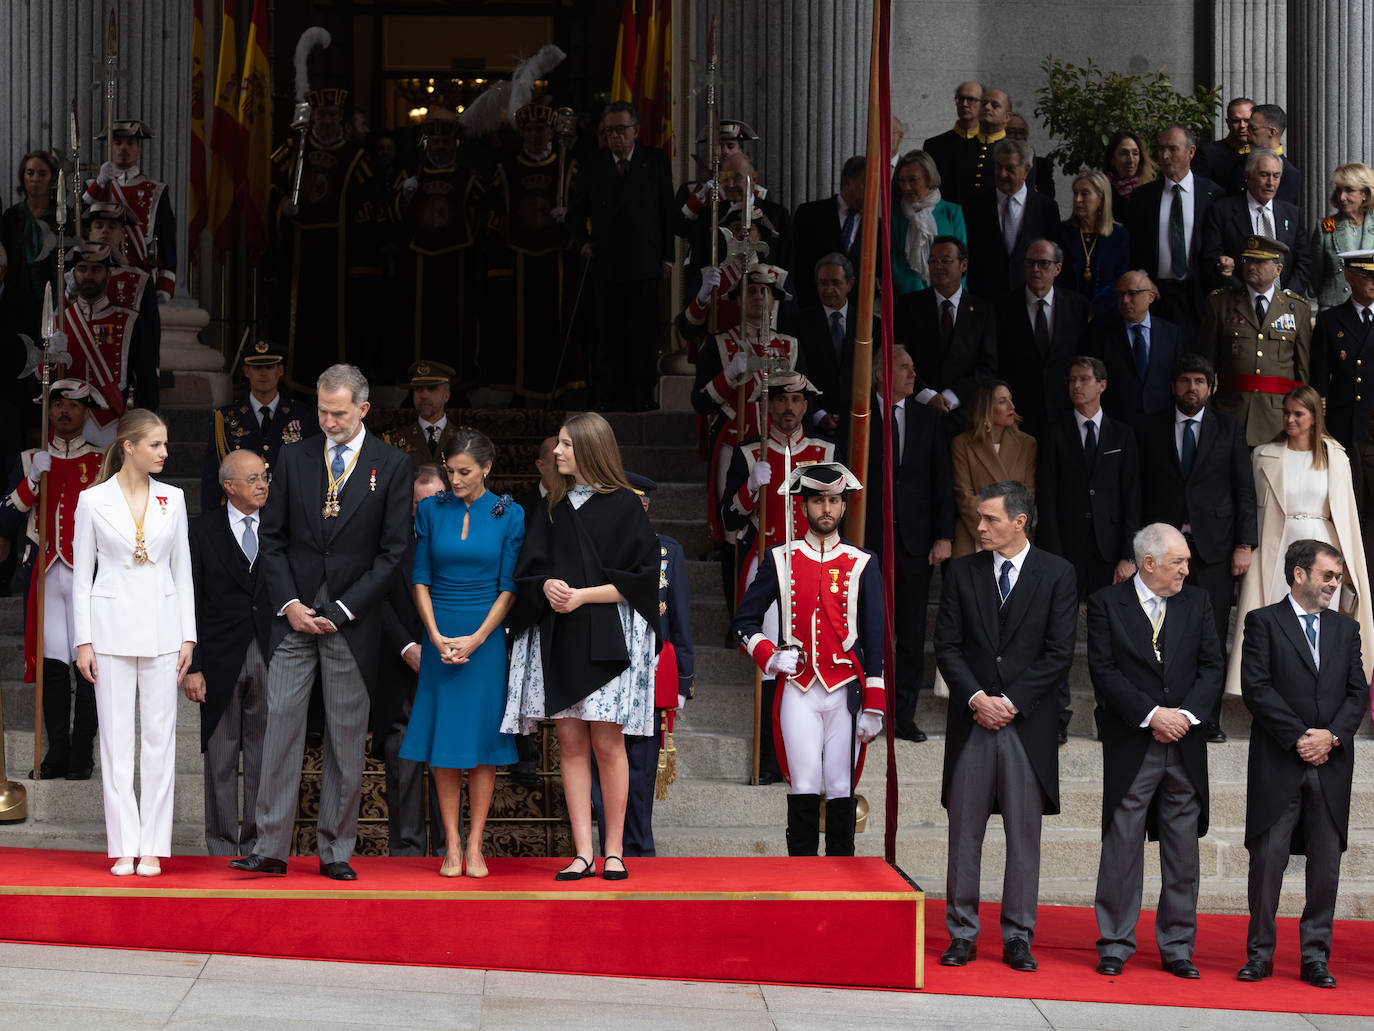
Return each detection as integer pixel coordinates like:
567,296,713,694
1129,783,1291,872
157,302,230,406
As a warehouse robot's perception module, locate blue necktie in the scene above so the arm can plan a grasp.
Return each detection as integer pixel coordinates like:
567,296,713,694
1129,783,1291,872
240,515,258,564
1180,418,1197,475
998,559,1013,604
1131,323,1149,379
841,208,858,251
1302,613,1318,650
331,443,346,479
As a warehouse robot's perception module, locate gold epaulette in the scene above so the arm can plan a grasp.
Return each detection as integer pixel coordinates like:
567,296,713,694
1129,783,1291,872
214,410,229,462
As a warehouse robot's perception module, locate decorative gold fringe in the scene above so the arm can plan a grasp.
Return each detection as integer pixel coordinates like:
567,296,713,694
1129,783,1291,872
654,710,678,800
665,728,677,786
655,743,670,800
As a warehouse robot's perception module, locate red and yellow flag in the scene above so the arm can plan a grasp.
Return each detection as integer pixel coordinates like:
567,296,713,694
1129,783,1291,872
207,0,238,253
610,0,638,104
235,0,271,256
635,0,673,155
187,0,207,256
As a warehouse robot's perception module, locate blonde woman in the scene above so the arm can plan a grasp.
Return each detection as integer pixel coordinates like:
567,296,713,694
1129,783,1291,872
1226,385,1374,696
73,409,195,876
950,382,1037,557
503,412,659,882
1058,170,1130,314
1310,162,1374,309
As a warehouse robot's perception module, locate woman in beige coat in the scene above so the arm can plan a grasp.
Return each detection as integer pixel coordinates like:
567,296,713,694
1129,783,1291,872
1225,385,1374,696
950,381,1037,557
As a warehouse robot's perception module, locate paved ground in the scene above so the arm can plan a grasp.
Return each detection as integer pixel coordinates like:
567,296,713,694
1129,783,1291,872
0,943,1367,1030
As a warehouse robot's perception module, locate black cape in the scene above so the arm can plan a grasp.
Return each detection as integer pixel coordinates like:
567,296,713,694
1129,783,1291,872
511,487,661,713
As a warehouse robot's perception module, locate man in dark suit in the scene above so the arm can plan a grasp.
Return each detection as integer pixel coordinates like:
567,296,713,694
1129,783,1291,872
1089,271,1181,427
231,364,412,880
865,345,955,742
922,81,982,206
1127,127,1225,330
995,239,1090,436
1191,96,1253,191
934,480,1079,972
566,100,675,411
1202,149,1310,295
964,139,1062,300
1136,354,1257,742
1237,539,1369,988
1004,114,1055,200
184,450,274,857
1087,523,1223,978
789,157,865,310
1310,253,1374,451
794,253,858,438
1230,105,1302,208
199,341,320,512
894,236,998,431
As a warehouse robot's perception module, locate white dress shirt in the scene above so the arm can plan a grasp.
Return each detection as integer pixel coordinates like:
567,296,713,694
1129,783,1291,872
999,184,1028,252
1025,285,1055,337
418,414,448,445
226,500,260,564
1155,173,1196,281
251,392,281,425
1246,282,1277,315
1075,407,1103,449
916,288,964,410
1288,593,1322,669
1134,574,1201,727
970,538,1032,711
1174,406,1203,461
1248,193,1276,236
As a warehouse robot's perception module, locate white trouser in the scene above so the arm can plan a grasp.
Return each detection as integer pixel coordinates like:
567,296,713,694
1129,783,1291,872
84,415,116,447
92,651,178,858
42,562,77,662
779,679,856,798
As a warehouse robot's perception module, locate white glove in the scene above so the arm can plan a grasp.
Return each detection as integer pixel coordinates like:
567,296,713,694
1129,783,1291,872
856,712,883,744
402,176,419,203
550,205,568,223
65,269,76,295
747,459,772,492
695,265,722,304
47,330,68,356
156,290,171,304
28,451,52,483
281,200,299,218
677,693,688,710
97,160,118,187
764,649,800,677
724,351,749,386
693,179,716,203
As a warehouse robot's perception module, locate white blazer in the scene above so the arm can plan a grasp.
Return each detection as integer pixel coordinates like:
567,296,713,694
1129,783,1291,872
72,476,197,657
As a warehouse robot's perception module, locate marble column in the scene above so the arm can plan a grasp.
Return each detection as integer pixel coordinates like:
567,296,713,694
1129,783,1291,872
1288,1,1374,216
1210,0,1287,135
694,0,873,211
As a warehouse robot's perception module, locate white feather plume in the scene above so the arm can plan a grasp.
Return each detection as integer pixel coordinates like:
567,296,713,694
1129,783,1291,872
458,44,567,137
293,27,332,103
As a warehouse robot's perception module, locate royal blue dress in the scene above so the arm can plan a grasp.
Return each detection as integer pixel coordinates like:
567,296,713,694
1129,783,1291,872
400,489,524,769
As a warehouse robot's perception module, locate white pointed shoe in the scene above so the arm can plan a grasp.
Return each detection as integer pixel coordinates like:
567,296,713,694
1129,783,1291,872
135,856,162,877
110,858,136,876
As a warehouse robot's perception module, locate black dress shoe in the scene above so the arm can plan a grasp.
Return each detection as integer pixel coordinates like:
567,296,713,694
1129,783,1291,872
228,854,287,875
1236,959,1273,981
554,856,596,881
1163,958,1200,979
1204,722,1227,743
320,861,357,881
65,764,94,781
756,768,782,786
1002,938,1038,972
1057,728,1069,746
29,760,67,779
1300,962,1336,988
939,939,977,966
1095,956,1123,976
895,722,928,743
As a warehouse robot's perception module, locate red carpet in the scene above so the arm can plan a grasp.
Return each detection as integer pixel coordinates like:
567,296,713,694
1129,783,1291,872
922,899,1374,1016
0,848,923,989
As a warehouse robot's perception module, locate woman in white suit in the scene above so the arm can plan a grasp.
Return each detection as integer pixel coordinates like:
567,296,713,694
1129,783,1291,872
73,409,196,876
1225,385,1374,697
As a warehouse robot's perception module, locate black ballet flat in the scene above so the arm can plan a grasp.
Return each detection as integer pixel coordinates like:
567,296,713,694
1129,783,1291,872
602,856,629,881
554,856,595,881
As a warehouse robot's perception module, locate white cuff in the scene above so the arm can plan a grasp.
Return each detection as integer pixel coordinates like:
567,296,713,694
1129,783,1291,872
336,599,355,622
941,389,961,410
915,388,937,405
278,598,300,618
967,689,986,709
1139,705,1159,728
402,642,418,659
1179,709,1200,726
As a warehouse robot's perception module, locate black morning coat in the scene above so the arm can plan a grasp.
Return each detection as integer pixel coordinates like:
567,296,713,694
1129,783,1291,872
510,487,661,714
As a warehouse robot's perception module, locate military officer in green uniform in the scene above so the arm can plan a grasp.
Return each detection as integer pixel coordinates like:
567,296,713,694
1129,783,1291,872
1200,234,1312,446
384,360,462,468
199,340,320,511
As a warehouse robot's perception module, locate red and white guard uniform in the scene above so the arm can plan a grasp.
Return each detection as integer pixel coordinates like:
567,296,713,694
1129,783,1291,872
9,437,104,682
63,294,138,433
85,168,176,298
738,529,886,798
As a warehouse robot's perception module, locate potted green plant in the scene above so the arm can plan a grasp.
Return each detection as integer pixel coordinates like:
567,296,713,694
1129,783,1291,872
1034,56,1222,175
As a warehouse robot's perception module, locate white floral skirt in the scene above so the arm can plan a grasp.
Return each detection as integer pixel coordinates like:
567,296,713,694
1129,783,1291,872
502,602,656,737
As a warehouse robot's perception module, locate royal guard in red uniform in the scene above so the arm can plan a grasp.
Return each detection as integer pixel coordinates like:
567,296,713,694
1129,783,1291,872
0,380,107,778
50,243,151,446
732,463,886,857
398,109,483,380
268,85,374,389
484,103,580,400
82,200,160,409
691,263,802,592
720,373,835,599
675,203,782,351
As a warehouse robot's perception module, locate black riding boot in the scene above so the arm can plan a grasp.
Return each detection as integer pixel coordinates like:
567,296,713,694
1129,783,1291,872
785,793,821,856
824,796,858,857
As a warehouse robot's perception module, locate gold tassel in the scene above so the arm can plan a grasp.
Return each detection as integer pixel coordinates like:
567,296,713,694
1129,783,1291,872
654,710,671,800
665,727,677,786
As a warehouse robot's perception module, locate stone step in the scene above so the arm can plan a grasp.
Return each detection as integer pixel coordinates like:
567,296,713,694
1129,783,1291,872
619,445,704,482
602,410,700,445
0,818,211,853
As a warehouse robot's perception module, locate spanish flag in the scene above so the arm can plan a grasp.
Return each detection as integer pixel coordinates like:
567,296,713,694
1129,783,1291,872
635,0,673,155
235,0,271,256
187,0,207,256
207,0,238,253
610,0,637,104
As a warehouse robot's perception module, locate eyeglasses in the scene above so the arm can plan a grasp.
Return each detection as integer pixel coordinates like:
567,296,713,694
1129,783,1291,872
1304,568,1344,584
954,94,981,105
1115,288,1154,298
604,123,635,136
1024,259,1058,270
229,474,267,486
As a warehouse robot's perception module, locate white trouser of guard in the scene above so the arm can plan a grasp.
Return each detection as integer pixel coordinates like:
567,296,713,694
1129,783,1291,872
779,678,855,798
